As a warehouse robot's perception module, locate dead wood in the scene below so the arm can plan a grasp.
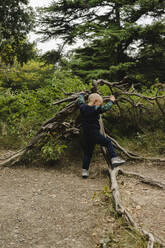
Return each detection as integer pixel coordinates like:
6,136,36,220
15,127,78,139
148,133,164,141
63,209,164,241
0,148,27,167
107,160,162,247
94,79,165,108
0,120,80,167
42,100,77,127
92,78,130,90
120,91,165,102
52,96,78,106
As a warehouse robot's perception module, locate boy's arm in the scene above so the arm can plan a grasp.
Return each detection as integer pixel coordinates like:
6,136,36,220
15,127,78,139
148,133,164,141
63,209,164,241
99,95,115,113
77,93,85,106
100,101,114,113
95,101,114,113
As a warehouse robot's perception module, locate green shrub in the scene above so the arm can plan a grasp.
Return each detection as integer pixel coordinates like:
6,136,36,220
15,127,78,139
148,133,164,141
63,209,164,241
0,60,54,90
0,70,86,161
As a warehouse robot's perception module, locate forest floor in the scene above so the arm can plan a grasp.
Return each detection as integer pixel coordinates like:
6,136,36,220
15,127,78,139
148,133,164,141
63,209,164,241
0,149,165,248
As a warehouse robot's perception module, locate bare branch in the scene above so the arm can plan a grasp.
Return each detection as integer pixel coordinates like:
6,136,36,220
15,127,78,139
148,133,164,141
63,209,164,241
52,96,78,106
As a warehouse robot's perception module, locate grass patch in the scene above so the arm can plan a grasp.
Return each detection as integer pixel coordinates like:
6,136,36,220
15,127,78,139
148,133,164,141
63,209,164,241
114,129,165,157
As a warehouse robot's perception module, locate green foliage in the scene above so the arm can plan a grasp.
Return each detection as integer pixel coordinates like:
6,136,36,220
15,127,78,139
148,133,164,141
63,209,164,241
0,71,84,137
0,0,33,38
0,39,37,66
0,68,86,161
105,225,147,248
0,60,54,90
40,134,67,161
109,62,136,76
137,21,165,83
51,70,89,94
38,0,165,84
41,49,62,65
0,0,35,65
0,88,51,138
118,129,165,157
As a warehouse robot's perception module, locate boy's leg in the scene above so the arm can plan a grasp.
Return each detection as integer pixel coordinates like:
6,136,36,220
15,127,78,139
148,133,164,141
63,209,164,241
94,132,117,158
94,132,125,167
82,142,95,170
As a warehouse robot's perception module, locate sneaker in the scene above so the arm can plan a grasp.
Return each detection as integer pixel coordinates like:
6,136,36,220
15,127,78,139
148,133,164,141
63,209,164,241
82,169,89,178
111,157,125,167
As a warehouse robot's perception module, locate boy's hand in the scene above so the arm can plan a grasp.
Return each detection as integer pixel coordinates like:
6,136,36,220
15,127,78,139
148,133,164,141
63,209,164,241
110,95,116,102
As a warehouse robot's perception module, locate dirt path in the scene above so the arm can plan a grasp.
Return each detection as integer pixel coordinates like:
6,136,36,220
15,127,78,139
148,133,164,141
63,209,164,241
0,150,165,247
119,162,165,243
0,157,114,248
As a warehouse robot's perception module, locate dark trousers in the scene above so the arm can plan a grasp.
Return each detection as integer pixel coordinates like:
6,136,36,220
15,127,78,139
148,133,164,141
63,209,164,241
82,129,117,170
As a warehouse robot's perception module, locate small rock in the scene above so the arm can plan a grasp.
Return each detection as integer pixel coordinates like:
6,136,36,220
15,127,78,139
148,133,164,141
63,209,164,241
136,205,141,210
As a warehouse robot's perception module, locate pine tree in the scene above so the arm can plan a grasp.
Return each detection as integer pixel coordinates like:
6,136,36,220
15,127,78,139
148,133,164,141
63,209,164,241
0,0,35,65
38,0,165,84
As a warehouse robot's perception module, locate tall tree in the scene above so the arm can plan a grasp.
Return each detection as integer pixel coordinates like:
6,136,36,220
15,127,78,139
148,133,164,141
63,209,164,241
38,0,165,84
0,0,35,65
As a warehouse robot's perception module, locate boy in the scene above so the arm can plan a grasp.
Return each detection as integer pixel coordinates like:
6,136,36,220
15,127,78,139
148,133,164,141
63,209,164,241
78,93,125,178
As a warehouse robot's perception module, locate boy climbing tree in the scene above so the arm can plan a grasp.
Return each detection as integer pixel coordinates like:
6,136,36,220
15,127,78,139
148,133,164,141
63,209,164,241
78,93,125,178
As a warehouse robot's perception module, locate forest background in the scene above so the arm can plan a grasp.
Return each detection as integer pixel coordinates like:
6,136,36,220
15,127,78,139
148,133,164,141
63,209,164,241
0,0,165,162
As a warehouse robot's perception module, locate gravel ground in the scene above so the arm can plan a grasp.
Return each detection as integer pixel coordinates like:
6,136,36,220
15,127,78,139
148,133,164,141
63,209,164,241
1,150,165,247
0,158,113,248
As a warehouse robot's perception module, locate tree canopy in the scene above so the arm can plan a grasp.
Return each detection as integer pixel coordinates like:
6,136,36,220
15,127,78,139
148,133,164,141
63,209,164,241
38,0,165,84
0,0,35,65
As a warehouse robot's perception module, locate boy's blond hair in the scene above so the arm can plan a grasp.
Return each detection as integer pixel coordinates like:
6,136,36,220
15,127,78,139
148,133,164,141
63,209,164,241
88,93,103,105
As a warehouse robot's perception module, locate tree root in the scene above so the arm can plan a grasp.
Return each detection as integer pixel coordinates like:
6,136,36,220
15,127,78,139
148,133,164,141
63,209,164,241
118,168,165,189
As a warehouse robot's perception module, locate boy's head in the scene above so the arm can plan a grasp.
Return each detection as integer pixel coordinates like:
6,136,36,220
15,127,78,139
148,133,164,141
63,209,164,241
88,93,103,106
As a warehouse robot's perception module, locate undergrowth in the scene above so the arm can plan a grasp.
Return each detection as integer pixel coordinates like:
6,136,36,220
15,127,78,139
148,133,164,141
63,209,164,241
114,129,165,157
